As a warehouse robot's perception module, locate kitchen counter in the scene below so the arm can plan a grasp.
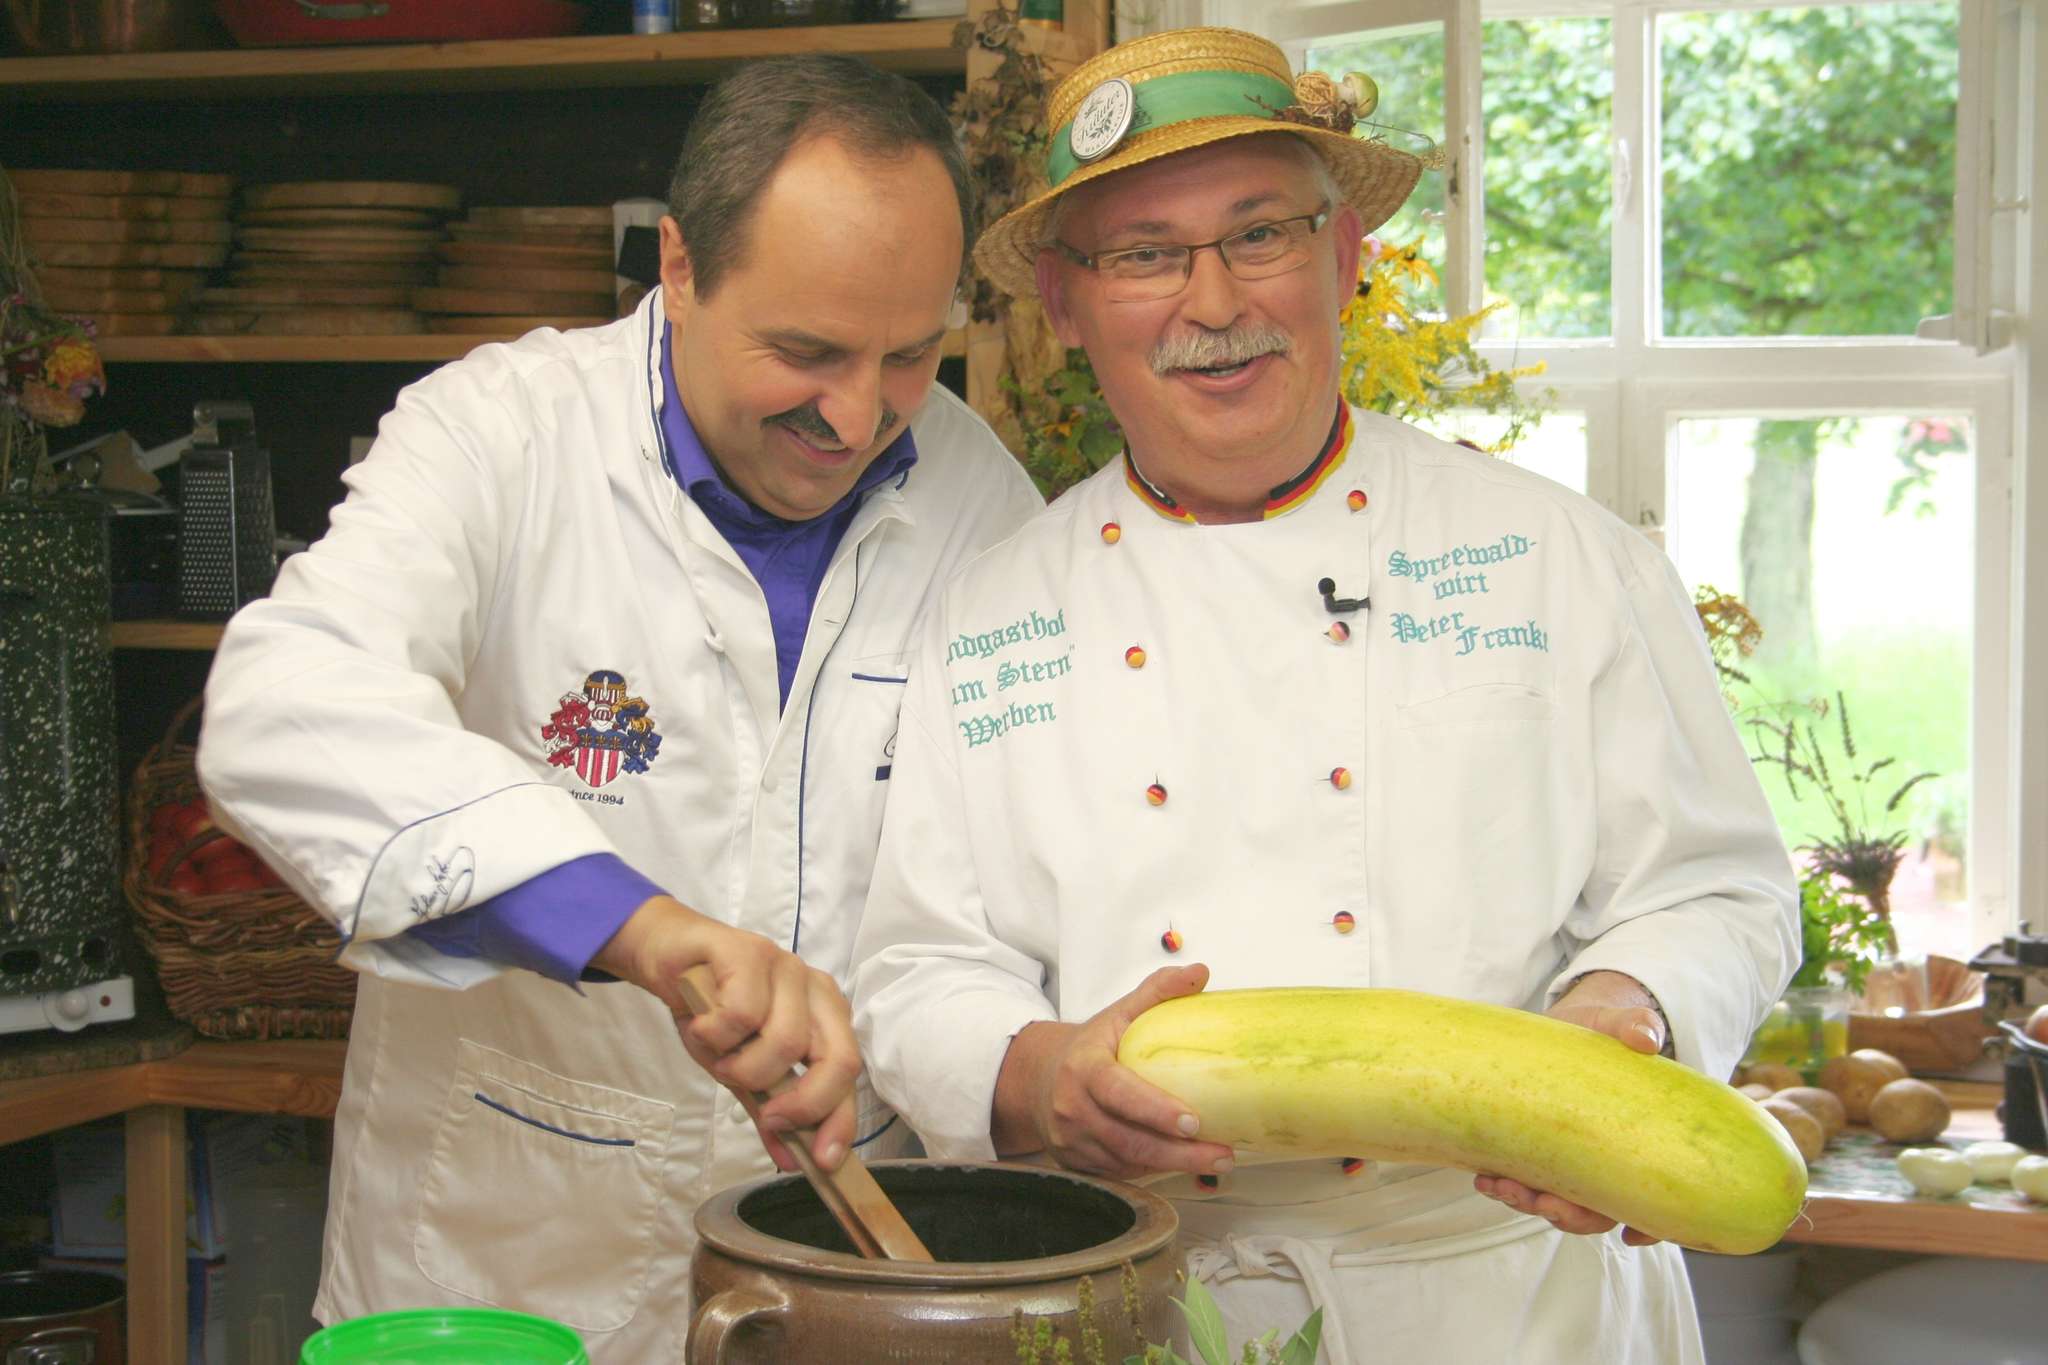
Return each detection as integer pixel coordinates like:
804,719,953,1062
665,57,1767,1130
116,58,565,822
1,1050,2038,1364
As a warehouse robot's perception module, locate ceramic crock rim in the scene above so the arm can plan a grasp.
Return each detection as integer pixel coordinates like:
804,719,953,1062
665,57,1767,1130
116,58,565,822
0,1268,127,1327
691,1158,1181,1286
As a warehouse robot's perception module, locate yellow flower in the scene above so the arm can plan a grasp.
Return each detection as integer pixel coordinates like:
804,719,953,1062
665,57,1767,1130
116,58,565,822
43,338,105,398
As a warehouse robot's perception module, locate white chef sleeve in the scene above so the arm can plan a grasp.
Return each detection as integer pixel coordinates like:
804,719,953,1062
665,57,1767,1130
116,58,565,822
1547,530,1800,1082
197,358,615,989
849,607,1056,1160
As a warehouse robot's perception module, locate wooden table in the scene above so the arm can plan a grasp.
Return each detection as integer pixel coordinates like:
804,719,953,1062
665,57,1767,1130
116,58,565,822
0,1040,346,1364
1783,1079,2048,1262
2,1052,2040,1362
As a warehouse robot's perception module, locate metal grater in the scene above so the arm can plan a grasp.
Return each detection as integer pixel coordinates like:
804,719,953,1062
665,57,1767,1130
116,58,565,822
177,401,278,620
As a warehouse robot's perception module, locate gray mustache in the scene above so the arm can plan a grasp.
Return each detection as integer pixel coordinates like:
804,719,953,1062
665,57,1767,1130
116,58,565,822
771,401,901,450
1150,324,1292,376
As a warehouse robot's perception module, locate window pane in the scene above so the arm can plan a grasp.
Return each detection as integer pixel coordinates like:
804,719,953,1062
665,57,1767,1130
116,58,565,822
1665,416,1974,962
1481,18,1613,339
1308,25,1448,316
1416,410,1589,493
1659,3,1959,338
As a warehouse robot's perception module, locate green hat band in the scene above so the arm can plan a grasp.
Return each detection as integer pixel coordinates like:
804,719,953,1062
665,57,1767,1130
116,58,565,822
1046,69,1299,188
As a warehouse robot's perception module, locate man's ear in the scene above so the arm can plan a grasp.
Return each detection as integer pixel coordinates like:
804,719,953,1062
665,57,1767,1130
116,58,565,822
1331,204,1365,312
1036,248,1085,348
658,215,695,318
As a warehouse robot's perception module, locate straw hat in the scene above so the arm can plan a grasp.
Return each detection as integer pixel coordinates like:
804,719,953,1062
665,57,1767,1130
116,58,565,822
973,27,1427,299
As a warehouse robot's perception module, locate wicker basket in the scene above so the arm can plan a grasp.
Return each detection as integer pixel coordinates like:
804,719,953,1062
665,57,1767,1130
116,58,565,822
123,696,355,1040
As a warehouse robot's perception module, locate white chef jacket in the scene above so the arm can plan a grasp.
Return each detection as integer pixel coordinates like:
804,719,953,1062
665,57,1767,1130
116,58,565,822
196,290,1042,1362
849,406,1799,1363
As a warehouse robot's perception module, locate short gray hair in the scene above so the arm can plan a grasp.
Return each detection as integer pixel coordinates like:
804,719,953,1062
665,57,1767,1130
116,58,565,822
668,55,975,300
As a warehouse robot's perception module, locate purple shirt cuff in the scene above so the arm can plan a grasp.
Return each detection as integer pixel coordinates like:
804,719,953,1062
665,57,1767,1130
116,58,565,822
403,852,661,985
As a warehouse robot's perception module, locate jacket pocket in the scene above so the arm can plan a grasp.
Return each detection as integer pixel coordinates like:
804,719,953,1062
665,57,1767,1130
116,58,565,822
414,1039,675,1332
1395,681,1554,732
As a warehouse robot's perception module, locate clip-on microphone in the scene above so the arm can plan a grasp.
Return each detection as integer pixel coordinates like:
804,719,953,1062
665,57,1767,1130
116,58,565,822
1318,577,1369,613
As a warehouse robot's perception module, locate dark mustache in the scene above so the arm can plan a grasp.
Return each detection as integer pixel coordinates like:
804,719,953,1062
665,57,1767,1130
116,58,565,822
768,401,901,449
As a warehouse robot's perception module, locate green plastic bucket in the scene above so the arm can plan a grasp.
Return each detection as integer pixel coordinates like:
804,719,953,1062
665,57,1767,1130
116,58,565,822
299,1307,589,1364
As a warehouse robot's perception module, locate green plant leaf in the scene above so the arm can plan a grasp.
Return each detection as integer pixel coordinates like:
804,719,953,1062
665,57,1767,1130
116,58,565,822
1276,1309,1324,1365
1173,1281,1231,1365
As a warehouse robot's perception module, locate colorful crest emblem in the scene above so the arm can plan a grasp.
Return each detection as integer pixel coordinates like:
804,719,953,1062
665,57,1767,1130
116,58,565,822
540,669,663,790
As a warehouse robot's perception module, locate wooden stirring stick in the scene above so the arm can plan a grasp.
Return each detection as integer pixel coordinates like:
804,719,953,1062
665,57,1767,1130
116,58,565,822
676,964,934,1262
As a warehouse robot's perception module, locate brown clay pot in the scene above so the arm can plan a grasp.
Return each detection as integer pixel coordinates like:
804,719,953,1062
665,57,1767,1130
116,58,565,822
689,1160,1180,1363
0,1268,126,1364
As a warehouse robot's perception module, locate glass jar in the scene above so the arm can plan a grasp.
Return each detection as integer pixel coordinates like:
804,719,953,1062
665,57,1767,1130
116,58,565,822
1744,986,1852,1081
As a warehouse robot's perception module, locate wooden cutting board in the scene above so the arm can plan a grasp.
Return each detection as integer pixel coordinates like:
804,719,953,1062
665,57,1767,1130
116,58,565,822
239,207,439,229
20,192,231,221
465,205,614,230
235,241,440,261
242,181,462,213
413,286,614,316
37,266,207,295
188,309,425,336
438,264,618,293
197,284,413,308
445,222,610,247
71,313,181,336
427,314,610,333
8,169,232,197
231,260,436,286
238,226,444,249
33,242,228,268
438,240,612,269
41,287,192,313
23,219,233,245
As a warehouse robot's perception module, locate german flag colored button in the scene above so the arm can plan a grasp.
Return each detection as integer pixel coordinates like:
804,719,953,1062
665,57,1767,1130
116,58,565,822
1125,645,1146,668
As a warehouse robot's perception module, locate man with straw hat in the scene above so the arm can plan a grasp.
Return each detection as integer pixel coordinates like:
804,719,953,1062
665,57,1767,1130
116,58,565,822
851,26,1796,1361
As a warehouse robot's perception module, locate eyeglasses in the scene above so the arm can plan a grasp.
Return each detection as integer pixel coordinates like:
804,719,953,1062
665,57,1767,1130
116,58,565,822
1056,207,1331,303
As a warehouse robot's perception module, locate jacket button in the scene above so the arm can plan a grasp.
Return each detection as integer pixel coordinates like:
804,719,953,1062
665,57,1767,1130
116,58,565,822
1125,645,1146,668
1160,928,1183,954
1326,621,1351,643
1101,521,1122,544
1332,910,1357,935
1347,489,1368,512
1329,766,1352,790
1145,782,1167,806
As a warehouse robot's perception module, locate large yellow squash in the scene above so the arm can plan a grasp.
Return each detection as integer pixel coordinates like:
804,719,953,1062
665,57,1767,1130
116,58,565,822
1117,987,1808,1255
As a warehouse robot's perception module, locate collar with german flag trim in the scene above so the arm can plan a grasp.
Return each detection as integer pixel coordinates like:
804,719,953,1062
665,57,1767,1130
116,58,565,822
1123,403,1352,524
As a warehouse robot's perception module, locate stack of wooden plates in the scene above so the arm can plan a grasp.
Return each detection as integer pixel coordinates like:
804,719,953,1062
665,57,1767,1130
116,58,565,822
419,206,616,334
189,181,463,336
16,170,235,335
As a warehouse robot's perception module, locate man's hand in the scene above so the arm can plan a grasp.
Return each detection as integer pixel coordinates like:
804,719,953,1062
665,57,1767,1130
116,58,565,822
1474,970,1668,1246
593,895,860,1173
991,964,1236,1181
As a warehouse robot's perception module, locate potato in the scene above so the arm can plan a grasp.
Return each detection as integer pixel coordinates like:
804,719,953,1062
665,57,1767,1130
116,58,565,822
2012,1154,2048,1204
1738,1082,1775,1101
1745,1062,1806,1093
1773,1086,1847,1141
2026,1003,2048,1046
1851,1048,1908,1080
1896,1147,1972,1197
1962,1140,2026,1184
1759,1097,1825,1164
1867,1078,1951,1143
1817,1050,1906,1123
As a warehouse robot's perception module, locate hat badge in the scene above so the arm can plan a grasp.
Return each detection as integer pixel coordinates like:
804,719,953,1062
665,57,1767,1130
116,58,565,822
1069,76,1136,164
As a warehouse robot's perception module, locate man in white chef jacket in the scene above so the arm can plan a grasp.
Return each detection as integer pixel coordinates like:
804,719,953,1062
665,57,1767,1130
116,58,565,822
850,28,1799,1363
195,56,1041,1360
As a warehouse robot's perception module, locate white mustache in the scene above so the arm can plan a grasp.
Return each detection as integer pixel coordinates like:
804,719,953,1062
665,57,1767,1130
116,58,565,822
1150,324,1292,376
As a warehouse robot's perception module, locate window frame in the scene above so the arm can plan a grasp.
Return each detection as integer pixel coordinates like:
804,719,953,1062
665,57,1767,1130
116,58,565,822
1201,0,2032,951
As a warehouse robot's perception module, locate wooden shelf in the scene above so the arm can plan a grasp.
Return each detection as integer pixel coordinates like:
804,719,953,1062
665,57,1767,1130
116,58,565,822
110,620,227,650
0,1039,345,1148
0,22,967,102
99,328,968,364
99,334,509,363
